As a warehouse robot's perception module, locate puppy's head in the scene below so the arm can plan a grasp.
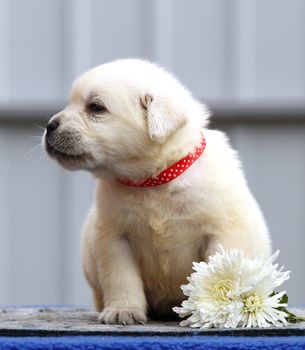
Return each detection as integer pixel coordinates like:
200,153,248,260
43,59,209,176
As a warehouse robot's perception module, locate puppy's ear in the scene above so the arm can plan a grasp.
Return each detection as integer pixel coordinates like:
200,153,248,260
141,94,187,144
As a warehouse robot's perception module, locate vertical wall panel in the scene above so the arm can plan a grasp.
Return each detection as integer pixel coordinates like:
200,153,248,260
68,172,94,305
245,125,305,305
152,0,175,70
172,0,228,101
9,0,66,104
0,124,95,305
232,0,257,101
0,0,10,103
0,127,12,304
1,125,65,304
220,123,305,305
255,0,305,101
64,0,94,85
91,0,144,66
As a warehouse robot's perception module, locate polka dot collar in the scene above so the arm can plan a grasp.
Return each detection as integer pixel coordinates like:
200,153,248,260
117,135,206,187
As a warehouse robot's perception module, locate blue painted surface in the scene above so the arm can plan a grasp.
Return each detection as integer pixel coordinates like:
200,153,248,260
0,336,305,350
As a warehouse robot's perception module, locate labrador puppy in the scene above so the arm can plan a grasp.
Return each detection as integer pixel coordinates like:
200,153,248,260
43,59,271,324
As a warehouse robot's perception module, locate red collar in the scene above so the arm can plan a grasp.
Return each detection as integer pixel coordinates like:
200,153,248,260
117,135,206,187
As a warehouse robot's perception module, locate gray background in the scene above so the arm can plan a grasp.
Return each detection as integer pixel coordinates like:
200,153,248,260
0,0,304,307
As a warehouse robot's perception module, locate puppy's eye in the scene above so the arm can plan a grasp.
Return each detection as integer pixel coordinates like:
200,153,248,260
87,102,107,114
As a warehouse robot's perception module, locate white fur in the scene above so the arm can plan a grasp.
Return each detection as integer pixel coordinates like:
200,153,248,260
43,59,271,324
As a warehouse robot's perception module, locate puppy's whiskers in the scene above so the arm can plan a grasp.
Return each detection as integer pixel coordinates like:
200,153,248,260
25,127,46,160
27,143,46,163
32,122,46,131
25,135,43,139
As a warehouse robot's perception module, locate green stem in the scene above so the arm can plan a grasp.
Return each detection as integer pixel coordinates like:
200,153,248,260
278,307,305,323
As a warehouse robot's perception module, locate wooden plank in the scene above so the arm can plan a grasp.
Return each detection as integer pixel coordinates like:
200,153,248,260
0,307,304,337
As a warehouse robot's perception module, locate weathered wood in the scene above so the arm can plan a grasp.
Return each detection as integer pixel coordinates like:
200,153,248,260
0,307,304,337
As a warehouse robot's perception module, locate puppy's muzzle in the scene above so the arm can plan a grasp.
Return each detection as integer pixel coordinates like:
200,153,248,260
44,118,91,167
46,119,60,137
45,118,60,152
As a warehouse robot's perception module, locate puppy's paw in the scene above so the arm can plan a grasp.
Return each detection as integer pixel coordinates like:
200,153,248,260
98,307,147,325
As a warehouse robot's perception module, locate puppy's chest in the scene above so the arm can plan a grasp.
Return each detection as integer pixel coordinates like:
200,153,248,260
118,189,206,281
118,189,203,245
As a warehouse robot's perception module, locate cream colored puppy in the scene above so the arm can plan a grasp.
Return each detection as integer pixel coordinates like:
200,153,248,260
43,59,271,324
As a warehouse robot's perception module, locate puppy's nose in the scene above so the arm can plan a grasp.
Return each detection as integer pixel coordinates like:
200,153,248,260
46,119,60,136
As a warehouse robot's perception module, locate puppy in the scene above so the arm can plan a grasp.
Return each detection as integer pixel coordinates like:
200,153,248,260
43,59,271,324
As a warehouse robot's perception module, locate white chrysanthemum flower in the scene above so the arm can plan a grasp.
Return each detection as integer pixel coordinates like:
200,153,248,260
173,247,290,328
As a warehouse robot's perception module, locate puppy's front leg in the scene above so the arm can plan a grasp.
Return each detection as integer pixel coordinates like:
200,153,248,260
95,232,147,325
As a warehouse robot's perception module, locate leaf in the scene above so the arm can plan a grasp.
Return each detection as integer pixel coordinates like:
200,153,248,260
270,292,305,323
280,293,288,304
277,307,305,323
